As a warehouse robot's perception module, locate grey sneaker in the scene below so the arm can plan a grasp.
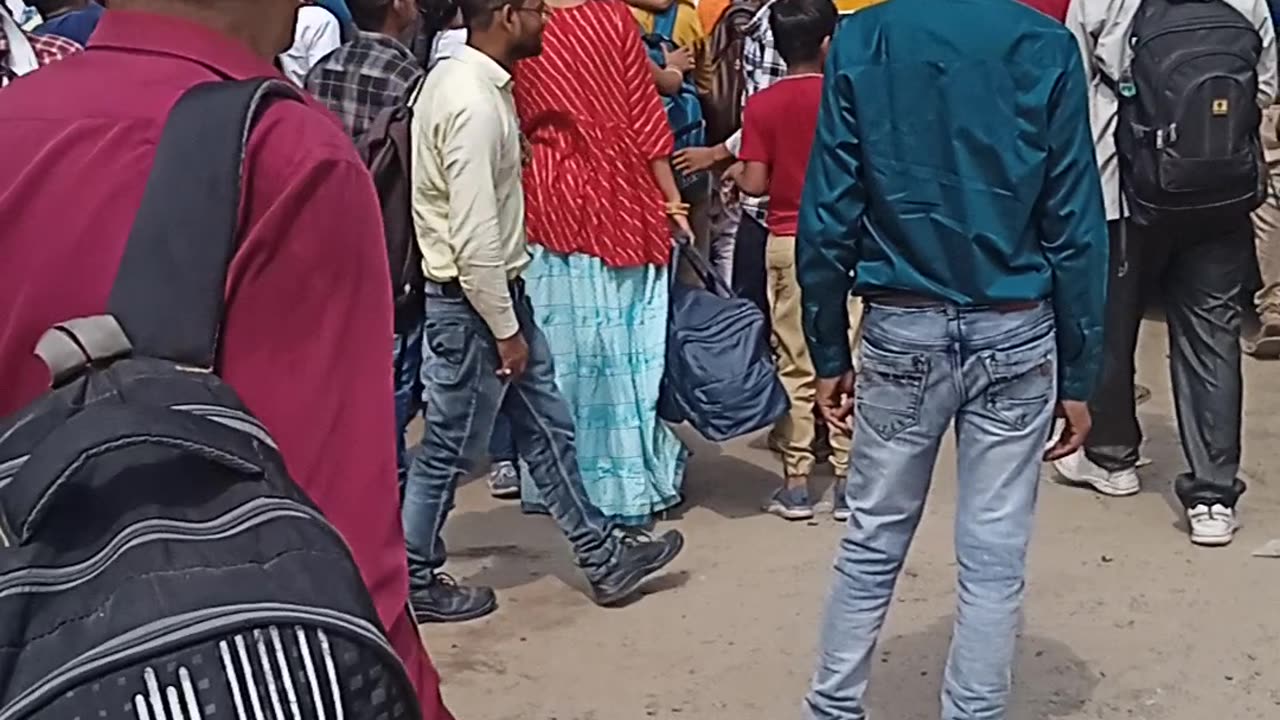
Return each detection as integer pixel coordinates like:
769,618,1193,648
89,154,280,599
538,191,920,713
487,461,521,499
764,486,814,521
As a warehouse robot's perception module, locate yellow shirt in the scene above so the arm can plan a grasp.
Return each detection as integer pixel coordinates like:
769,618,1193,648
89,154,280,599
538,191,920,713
632,1,712,95
411,45,530,340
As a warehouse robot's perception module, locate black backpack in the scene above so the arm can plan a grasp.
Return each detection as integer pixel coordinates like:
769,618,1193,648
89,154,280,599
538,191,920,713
1107,0,1266,226
0,79,421,720
355,77,426,336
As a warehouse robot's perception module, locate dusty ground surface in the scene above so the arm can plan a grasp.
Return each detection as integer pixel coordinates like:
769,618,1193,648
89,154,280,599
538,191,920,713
417,325,1280,720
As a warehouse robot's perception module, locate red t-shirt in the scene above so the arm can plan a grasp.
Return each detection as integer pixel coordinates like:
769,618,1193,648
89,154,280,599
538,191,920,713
738,74,824,237
1019,0,1067,21
0,12,451,719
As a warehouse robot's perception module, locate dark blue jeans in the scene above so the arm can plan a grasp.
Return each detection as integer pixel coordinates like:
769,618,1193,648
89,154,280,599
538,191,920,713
489,396,518,463
392,322,423,485
401,285,618,588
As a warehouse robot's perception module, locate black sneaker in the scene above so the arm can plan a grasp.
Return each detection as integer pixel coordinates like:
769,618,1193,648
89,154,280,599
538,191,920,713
409,573,498,623
590,529,684,607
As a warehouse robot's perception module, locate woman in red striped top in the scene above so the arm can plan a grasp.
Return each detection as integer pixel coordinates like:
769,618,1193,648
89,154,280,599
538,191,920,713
513,0,691,525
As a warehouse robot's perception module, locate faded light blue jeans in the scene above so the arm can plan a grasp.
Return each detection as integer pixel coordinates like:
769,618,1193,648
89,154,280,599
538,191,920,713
401,283,618,590
806,302,1058,720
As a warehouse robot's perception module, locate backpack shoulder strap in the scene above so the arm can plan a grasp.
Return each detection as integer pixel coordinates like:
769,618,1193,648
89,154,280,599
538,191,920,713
106,78,302,369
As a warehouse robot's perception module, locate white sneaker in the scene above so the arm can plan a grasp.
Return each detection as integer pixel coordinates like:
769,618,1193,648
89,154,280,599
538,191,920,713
1188,504,1239,547
1052,450,1140,497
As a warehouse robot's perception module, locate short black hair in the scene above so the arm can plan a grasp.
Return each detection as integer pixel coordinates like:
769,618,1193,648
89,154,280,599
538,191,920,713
769,0,837,67
455,0,508,30
348,0,395,32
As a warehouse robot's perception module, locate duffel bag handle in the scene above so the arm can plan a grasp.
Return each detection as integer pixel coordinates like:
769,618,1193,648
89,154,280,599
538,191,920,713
671,238,735,298
0,405,268,545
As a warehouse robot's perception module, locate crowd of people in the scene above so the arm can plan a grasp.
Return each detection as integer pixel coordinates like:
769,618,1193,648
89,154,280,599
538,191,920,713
2,0,1277,718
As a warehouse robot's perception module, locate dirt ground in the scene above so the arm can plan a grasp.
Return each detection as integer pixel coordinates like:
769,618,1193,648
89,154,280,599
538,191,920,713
416,324,1280,720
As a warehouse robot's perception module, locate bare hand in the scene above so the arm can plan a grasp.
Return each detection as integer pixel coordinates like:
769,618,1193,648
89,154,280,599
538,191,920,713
670,213,693,244
1044,400,1091,461
496,332,529,381
673,146,721,175
663,46,695,74
816,371,856,434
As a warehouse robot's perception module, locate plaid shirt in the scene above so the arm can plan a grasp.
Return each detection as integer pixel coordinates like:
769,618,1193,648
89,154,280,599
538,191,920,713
0,27,80,87
304,31,424,139
739,1,786,225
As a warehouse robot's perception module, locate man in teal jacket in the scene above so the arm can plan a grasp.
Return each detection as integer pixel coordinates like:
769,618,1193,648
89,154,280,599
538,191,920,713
797,0,1107,717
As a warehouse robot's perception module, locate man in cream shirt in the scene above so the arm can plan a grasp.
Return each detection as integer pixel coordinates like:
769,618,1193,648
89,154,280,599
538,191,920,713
402,0,684,624
1059,0,1276,546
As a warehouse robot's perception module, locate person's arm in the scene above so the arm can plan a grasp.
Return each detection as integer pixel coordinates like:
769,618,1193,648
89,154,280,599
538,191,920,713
652,58,684,95
1253,0,1277,106
441,104,519,339
796,58,863,380
735,161,769,196
621,10,677,173
1037,42,1109,402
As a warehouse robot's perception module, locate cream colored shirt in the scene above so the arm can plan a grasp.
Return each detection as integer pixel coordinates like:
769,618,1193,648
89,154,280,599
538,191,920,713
1066,0,1277,221
411,45,530,339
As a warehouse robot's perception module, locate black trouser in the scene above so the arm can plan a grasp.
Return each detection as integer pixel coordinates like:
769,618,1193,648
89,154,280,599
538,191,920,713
1086,218,1250,509
733,213,770,322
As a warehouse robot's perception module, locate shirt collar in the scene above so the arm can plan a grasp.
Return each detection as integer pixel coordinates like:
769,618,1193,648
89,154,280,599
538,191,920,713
352,29,416,62
86,10,280,80
453,44,512,89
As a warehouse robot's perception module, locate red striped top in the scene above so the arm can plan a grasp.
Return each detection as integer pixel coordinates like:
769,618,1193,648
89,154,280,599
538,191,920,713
514,0,675,268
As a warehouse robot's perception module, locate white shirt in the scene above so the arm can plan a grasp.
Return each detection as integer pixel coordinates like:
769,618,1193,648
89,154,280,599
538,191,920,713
278,6,343,87
1065,0,1278,220
411,45,530,340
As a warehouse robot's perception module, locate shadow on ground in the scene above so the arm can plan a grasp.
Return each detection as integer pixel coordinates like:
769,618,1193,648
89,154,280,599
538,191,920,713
863,616,1097,719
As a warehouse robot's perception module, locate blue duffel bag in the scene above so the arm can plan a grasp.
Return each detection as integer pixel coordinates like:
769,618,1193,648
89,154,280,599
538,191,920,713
659,243,789,441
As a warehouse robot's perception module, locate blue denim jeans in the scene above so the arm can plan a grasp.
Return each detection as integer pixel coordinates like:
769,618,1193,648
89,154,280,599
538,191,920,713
393,323,424,485
489,397,518,463
401,284,618,588
806,302,1058,720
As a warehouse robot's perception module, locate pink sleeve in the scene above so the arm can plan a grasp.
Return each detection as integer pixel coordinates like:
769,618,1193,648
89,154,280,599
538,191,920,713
615,2,674,159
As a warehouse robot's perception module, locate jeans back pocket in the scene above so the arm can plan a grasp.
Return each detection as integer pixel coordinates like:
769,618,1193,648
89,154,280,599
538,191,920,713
856,343,930,442
981,347,1055,430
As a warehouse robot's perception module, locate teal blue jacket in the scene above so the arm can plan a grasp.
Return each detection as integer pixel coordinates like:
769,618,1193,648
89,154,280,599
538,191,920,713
797,0,1108,401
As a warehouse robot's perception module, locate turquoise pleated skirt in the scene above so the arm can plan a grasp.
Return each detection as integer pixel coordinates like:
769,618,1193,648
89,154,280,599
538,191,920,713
519,246,687,525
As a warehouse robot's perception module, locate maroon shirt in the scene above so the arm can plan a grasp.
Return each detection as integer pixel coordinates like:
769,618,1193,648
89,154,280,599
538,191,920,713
1019,0,1068,21
738,74,824,236
0,11,450,718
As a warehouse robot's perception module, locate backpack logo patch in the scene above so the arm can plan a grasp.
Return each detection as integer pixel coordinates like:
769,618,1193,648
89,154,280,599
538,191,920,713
1212,98,1230,116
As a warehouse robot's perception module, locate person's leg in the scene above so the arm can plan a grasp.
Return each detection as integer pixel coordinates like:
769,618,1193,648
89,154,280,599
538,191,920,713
765,234,817,519
485,396,521,499
1165,218,1251,544
1246,157,1280,357
732,212,770,321
805,305,959,720
1055,219,1143,496
709,177,741,285
504,289,684,604
943,304,1057,719
392,321,424,493
402,292,505,622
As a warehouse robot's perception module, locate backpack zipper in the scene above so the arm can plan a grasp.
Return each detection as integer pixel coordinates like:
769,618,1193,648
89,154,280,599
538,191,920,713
1133,22,1257,57
0,603,419,720
0,496,318,597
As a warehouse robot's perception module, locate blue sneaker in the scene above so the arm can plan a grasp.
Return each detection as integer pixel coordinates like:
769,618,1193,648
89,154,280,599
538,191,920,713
832,481,851,522
765,486,814,521
488,461,521,499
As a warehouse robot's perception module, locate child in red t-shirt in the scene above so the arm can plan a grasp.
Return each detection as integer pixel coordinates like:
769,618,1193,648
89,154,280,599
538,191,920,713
733,0,852,522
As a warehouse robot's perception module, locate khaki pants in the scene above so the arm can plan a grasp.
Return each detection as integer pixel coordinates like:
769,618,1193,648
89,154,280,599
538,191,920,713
1251,161,1280,316
765,234,862,478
